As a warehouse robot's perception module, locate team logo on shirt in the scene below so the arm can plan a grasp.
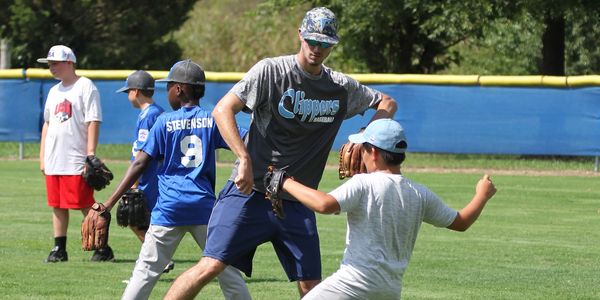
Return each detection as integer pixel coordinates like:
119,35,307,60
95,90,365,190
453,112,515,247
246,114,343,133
54,99,72,123
278,88,339,123
138,129,149,142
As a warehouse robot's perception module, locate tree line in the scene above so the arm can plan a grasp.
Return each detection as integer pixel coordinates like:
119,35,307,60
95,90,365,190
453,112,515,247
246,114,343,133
1,0,598,75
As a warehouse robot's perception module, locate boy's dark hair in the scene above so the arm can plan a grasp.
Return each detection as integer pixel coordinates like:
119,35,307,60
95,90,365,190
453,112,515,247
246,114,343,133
190,84,205,100
363,142,405,166
140,89,154,98
175,83,205,103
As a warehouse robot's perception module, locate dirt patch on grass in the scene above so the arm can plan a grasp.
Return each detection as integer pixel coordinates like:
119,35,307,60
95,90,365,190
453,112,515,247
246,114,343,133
400,167,598,177
320,164,599,177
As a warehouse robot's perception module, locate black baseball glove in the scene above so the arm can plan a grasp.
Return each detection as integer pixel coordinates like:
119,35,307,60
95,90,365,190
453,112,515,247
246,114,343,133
263,166,289,219
116,189,150,229
83,155,114,191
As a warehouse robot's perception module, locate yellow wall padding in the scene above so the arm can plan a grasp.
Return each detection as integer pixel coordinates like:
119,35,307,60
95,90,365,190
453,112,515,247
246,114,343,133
1,68,599,87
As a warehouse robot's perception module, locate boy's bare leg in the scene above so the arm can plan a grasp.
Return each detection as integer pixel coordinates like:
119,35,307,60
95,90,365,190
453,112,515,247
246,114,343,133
164,257,226,300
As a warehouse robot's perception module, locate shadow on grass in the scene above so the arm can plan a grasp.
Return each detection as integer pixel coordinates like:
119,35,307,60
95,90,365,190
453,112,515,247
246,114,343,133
158,277,287,283
110,258,204,264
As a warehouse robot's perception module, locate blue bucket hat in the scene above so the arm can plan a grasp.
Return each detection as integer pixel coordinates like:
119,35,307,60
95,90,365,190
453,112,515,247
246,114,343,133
299,7,339,45
349,119,408,153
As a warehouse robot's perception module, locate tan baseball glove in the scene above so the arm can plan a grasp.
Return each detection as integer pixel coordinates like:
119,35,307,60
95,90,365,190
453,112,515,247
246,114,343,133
81,203,111,251
338,141,366,179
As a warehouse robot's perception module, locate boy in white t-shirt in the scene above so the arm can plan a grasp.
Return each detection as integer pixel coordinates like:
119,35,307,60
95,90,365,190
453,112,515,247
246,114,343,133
274,118,497,299
38,45,113,263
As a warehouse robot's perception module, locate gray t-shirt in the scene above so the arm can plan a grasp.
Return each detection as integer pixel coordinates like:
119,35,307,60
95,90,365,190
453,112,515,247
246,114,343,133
229,55,382,199
327,173,457,298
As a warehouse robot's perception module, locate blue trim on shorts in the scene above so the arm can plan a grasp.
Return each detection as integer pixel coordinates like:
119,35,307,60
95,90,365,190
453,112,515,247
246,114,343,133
204,180,322,281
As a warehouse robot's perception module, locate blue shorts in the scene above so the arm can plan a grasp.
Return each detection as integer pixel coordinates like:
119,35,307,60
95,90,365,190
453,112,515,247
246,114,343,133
204,180,321,281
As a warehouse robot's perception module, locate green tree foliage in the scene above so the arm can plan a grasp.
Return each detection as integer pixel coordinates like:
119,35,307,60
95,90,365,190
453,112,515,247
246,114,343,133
264,0,509,73
443,13,543,75
174,0,309,72
564,4,600,75
0,0,12,37
1,0,196,69
2,0,599,74
446,1,600,75
263,0,600,75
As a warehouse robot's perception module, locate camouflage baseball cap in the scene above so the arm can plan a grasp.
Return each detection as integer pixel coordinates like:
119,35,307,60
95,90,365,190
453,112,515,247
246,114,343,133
299,7,339,45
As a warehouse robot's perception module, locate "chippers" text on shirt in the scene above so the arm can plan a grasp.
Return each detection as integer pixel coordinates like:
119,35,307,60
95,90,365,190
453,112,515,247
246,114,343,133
278,88,339,123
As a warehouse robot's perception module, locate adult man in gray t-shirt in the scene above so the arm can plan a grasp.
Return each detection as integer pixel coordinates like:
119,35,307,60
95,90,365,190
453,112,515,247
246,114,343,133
165,7,397,299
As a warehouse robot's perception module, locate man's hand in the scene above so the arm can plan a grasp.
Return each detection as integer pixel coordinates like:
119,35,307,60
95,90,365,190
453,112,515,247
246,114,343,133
234,157,254,194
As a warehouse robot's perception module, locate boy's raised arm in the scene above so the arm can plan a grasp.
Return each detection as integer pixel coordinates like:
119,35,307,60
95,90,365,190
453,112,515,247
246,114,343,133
447,174,497,232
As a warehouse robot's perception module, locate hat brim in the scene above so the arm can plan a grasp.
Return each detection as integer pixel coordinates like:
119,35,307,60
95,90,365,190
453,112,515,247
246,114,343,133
115,86,130,93
115,86,155,93
37,58,75,63
348,132,366,144
301,32,339,45
156,78,205,85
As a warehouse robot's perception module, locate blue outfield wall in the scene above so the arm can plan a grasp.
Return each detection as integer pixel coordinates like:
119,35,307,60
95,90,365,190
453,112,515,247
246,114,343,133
1,78,599,156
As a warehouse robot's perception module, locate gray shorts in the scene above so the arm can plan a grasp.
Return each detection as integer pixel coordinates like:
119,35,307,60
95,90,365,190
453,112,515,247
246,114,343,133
121,224,251,300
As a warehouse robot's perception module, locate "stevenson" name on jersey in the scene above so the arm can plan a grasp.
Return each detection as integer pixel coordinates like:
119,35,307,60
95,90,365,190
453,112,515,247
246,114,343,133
166,117,214,132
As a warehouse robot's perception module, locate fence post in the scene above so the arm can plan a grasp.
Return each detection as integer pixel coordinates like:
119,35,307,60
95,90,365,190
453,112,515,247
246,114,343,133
0,39,10,69
19,142,24,160
595,156,599,173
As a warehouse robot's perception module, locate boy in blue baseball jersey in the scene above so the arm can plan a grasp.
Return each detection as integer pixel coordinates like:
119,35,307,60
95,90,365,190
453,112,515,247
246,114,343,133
99,60,251,300
115,70,165,243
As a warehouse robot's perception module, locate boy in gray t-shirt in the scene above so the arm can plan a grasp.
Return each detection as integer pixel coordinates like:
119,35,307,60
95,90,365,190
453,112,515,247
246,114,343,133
278,118,497,299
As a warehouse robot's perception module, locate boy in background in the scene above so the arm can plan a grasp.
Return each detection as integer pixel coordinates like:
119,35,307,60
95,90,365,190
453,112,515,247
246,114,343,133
116,70,177,273
38,44,114,262
115,70,164,242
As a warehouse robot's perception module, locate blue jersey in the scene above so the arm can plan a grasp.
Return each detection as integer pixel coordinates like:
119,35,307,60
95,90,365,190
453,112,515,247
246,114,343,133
142,105,246,226
132,103,165,210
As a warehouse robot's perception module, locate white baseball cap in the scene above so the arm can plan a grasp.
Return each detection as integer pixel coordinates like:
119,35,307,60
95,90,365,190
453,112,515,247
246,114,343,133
37,45,77,63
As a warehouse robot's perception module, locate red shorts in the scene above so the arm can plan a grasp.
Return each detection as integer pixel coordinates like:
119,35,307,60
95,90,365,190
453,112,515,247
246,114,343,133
45,175,95,209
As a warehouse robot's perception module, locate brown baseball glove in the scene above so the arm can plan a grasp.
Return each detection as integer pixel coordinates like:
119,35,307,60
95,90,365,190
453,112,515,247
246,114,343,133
81,202,111,251
338,141,366,180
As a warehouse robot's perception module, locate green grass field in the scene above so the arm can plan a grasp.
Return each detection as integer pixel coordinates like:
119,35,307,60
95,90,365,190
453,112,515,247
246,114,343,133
0,159,599,299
